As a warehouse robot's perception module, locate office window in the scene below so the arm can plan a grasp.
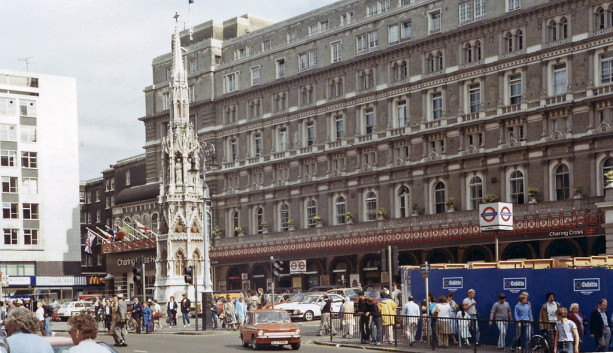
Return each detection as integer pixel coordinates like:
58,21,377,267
335,115,345,140
397,100,407,128
331,41,342,63
262,40,271,51
334,196,346,225
188,86,195,103
279,203,289,231
256,207,264,234
401,21,411,39
432,93,443,120
398,186,410,218
469,84,481,113
306,200,317,228
553,63,567,95
278,127,287,152
365,191,377,221
434,182,446,214
234,47,249,60
365,108,375,134
2,203,18,219
254,132,262,156
430,11,441,33
2,177,17,193
380,0,390,13
22,203,38,220
162,92,170,109
1,150,16,167
389,25,399,45
287,31,297,44
601,53,613,84
3,229,18,245
276,59,285,79
224,72,240,93
251,66,260,86
468,176,483,210
509,170,525,204
0,124,16,141
368,31,379,51
555,165,570,200
306,121,315,146
19,100,37,117
459,2,472,25
507,0,520,12
367,3,378,17
309,23,319,36
21,152,37,168
190,59,197,73
509,74,522,105
340,12,354,26
356,34,367,54
474,0,486,20
166,68,172,82
230,138,238,161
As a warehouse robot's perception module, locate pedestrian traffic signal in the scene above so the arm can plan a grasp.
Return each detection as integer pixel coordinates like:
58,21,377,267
184,266,193,284
133,257,142,285
272,260,284,277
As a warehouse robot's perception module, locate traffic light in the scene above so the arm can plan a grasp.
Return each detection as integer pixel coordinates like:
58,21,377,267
272,259,284,277
184,266,193,284
132,257,142,285
391,246,399,275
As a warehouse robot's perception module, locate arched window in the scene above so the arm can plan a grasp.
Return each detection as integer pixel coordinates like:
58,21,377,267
555,164,570,200
123,217,132,227
365,191,377,221
434,182,446,214
151,213,159,232
398,186,410,218
548,20,557,41
256,207,264,234
517,30,523,50
436,51,443,71
509,170,525,204
469,176,483,210
504,32,513,53
464,43,472,63
597,7,606,29
559,17,568,39
232,211,239,236
334,196,346,225
279,203,289,231
306,199,317,228
604,158,613,194
175,251,185,276
474,40,482,61
426,53,434,73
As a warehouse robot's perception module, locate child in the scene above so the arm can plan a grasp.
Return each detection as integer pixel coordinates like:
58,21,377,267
456,303,472,348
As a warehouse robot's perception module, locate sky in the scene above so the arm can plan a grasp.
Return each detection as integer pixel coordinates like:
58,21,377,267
1,0,338,180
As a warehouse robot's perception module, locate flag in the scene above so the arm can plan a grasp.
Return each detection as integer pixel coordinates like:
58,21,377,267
189,0,194,3
135,220,152,234
109,227,118,242
116,225,129,241
85,229,96,254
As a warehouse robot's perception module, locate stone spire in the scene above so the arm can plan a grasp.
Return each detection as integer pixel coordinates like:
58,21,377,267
171,13,189,123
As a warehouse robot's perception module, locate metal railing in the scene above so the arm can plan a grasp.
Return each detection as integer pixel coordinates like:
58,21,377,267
326,312,556,353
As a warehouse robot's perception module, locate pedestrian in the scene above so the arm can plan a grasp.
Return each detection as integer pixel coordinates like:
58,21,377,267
366,297,382,345
111,294,128,347
590,298,610,352
35,302,46,337
390,283,401,306
103,299,112,332
420,299,430,343
93,298,102,327
429,293,438,345
513,294,533,352
257,288,267,309
211,302,219,330
567,303,587,350
457,303,472,348
2,306,53,353
67,313,110,353
402,295,420,345
341,297,355,338
377,292,397,344
246,291,259,311
150,299,162,330
447,292,459,345
462,289,479,345
180,294,191,327
223,295,237,330
540,291,560,349
0,301,6,337
167,296,178,326
489,293,512,350
132,297,142,334
356,291,370,344
433,295,452,348
142,302,151,333
42,299,54,337
317,294,337,336
553,307,579,353
235,296,247,328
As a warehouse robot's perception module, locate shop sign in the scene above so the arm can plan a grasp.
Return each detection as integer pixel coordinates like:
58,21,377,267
88,276,106,285
443,277,463,291
241,273,248,280
106,251,156,273
574,278,600,295
36,276,87,286
503,277,526,293
8,277,33,287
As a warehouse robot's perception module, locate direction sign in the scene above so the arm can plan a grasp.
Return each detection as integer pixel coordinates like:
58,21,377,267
420,264,431,275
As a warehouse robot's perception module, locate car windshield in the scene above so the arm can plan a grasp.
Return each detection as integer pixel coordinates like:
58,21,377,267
345,289,358,297
60,302,70,308
364,290,381,299
301,296,320,304
255,312,291,324
288,294,305,302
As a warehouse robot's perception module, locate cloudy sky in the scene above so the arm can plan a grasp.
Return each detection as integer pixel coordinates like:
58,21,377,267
1,0,337,180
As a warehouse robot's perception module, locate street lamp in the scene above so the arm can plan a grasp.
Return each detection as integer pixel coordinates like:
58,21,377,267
200,143,215,330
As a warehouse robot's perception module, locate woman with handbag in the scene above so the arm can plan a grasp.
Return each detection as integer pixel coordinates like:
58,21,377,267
152,300,163,330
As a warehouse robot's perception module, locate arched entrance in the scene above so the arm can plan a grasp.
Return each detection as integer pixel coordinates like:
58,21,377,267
462,246,492,262
426,249,454,264
330,256,353,287
546,239,580,258
592,237,606,256
503,243,535,260
398,251,419,266
304,260,324,290
227,267,242,290
250,264,268,291
360,254,382,286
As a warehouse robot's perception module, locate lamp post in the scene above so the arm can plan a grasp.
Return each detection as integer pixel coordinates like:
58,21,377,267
200,143,215,330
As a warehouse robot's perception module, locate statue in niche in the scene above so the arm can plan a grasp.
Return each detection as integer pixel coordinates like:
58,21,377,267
191,221,199,233
175,156,184,184
175,218,185,233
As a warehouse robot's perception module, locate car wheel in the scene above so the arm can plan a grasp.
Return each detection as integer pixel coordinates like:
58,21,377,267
241,334,249,347
251,335,259,350
303,311,314,321
291,342,301,350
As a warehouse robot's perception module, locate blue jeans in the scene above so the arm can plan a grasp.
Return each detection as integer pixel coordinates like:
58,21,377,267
212,313,218,329
557,341,573,353
182,312,190,325
370,317,382,343
43,317,53,336
469,314,480,344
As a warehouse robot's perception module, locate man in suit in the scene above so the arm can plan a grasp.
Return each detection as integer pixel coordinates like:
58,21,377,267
132,297,142,334
112,294,128,347
590,298,610,352
181,293,191,327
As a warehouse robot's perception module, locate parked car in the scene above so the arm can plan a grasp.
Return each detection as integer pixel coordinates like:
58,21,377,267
55,301,94,321
44,336,118,353
275,293,343,321
239,309,301,350
264,293,311,309
327,287,360,301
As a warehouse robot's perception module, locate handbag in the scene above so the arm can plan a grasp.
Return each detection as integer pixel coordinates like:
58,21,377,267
154,312,163,319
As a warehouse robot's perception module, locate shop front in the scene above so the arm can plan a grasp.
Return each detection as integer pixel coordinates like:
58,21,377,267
106,250,156,299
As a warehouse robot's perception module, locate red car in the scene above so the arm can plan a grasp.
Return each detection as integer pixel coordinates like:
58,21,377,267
239,309,301,350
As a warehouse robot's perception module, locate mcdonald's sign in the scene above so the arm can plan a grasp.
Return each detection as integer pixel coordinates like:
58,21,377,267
88,276,105,285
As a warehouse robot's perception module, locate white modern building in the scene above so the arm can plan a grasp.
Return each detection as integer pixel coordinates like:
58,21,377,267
0,70,82,301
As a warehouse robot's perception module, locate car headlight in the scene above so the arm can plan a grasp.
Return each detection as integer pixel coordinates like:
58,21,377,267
296,310,301,314
295,328,301,335
258,330,264,337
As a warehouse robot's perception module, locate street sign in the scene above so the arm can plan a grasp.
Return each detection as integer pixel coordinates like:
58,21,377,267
290,260,306,274
479,202,514,231
420,264,430,275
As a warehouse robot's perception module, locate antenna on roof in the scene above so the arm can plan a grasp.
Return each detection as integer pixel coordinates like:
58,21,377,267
18,57,33,72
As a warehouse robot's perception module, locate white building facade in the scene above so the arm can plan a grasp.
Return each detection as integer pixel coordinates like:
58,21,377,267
0,70,82,300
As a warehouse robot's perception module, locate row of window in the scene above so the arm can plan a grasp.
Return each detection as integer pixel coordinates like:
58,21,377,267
0,262,35,276
0,124,37,143
3,228,38,245
2,202,39,220
0,151,37,168
1,176,38,194
223,158,613,234
0,98,37,117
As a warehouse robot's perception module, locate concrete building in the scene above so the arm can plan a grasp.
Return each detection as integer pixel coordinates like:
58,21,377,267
0,70,81,300
130,0,613,292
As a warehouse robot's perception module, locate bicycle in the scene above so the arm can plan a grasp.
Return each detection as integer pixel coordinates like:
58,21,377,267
528,333,549,353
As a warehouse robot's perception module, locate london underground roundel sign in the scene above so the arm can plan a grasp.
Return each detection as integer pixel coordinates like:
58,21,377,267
479,202,514,231
480,207,497,223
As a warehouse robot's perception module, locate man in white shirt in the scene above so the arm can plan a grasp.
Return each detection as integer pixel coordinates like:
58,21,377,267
402,296,420,345
462,289,479,344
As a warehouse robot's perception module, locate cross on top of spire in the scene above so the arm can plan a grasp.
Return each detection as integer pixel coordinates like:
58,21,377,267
174,12,180,22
